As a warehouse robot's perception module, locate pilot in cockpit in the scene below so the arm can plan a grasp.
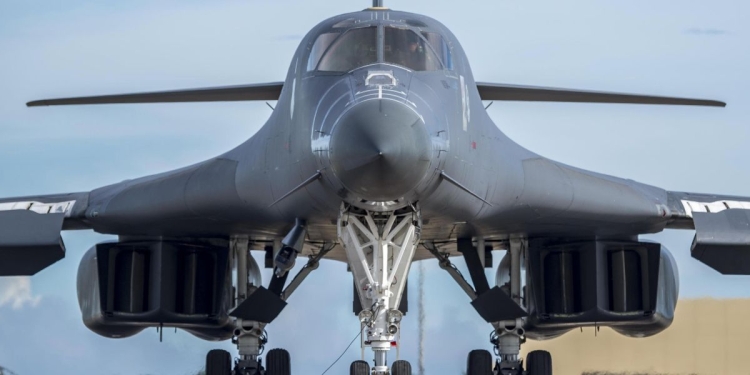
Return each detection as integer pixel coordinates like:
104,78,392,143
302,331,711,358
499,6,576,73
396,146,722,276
402,33,426,70
384,28,428,71
312,25,445,72
350,39,376,70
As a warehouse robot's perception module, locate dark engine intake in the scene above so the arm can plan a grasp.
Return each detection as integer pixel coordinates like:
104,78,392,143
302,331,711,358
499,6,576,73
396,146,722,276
76,240,234,340
523,239,679,340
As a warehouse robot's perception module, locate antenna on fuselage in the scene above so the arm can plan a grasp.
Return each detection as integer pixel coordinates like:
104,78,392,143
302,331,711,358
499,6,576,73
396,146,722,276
371,0,386,8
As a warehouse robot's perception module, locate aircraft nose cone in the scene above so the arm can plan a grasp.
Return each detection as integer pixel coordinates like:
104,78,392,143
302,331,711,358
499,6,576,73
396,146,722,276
329,100,432,202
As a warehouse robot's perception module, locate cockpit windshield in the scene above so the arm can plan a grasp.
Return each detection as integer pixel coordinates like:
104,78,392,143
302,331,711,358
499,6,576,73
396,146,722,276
317,27,378,72
309,25,452,72
383,27,442,71
307,32,340,71
421,31,453,70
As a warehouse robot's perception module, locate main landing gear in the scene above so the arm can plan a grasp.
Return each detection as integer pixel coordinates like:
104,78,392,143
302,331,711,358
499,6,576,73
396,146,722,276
425,238,553,375
206,228,333,375
338,204,420,375
203,212,552,374
349,360,412,375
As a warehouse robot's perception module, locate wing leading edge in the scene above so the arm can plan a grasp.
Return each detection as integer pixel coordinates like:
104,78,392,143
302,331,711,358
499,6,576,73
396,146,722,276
27,82,284,107
477,82,726,107
26,82,726,107
27,82,725,108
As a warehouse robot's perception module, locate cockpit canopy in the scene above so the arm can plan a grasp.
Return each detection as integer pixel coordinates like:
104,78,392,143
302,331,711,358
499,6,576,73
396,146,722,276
307,25,453,73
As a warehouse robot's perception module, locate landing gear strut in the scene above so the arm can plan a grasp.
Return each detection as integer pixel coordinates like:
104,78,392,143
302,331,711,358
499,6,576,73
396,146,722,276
490,323,524,375
338,203,420,375
492,238,525,375
426,237,552,375
228,237,269,375
232,320,269,374
204,233,332,375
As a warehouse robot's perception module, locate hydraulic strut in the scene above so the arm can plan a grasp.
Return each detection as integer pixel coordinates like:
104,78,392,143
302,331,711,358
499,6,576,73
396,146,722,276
338,203,421,374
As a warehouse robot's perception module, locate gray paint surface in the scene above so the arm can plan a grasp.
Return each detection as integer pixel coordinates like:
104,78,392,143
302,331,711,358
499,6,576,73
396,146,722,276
0,2,748,375
0,9,730,262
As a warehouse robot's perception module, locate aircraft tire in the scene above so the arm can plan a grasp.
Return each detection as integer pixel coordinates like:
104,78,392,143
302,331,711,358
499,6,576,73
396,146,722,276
391,359,412,375
466,349,493,375
525,350,552,375
265,348,291,375
205,349,232,375
349,360,370,375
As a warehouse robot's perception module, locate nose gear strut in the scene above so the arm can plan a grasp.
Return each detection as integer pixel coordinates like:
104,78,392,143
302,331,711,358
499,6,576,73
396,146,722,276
338,203,421,374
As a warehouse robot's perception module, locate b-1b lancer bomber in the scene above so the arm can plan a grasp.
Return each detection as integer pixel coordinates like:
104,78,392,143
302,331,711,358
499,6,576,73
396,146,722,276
1,1,742,374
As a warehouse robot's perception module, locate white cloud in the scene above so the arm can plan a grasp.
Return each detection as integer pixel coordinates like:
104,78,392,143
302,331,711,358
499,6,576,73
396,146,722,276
0,277,41,310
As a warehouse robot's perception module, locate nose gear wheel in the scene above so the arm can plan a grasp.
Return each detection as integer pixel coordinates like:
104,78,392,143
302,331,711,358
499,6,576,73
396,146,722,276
391,360,413,375
350,360,371,375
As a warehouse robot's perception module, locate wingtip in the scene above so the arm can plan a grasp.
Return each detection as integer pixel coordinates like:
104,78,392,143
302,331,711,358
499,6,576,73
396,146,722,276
685,99,725,108
703,99,727,108
26,100,45,107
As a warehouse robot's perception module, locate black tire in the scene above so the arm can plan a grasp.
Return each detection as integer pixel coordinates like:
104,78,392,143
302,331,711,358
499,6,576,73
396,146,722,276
349,360,370,375
391,360,412,375
466,349,493,375
525,350,552,375
206,349,232,375
265,348,291,375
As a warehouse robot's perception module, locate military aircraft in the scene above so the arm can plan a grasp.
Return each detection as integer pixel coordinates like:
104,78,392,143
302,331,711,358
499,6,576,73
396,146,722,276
0,1,741,374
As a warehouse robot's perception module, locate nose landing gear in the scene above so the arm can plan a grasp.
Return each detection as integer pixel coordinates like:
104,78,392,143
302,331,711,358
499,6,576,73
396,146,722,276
338,203,420,375
350,360,371,375
390,359,413,375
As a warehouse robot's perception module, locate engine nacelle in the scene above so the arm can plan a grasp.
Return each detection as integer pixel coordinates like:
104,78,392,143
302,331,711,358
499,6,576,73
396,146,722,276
77,240,235,340
519,239,679,340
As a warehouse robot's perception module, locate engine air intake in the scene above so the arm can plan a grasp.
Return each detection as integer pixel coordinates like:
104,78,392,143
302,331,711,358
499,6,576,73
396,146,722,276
524,239,677,340
105,245,150,314
77,240,234,340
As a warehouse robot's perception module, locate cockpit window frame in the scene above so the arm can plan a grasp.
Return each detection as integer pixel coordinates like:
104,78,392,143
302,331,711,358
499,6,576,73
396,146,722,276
313,25,380,73
419,31,454,71
382,25,445,72
307,31,342,72
305,22,455,74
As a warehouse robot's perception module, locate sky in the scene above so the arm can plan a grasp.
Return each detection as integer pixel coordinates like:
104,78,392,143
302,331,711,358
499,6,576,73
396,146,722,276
0,0,748,374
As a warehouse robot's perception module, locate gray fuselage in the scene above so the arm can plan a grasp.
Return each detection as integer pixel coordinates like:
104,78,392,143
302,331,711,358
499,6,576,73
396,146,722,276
81,10,671,255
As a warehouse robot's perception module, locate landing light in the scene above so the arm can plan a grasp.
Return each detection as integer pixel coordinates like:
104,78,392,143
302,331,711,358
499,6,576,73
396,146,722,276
359,309,374,324
387,309,403,324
